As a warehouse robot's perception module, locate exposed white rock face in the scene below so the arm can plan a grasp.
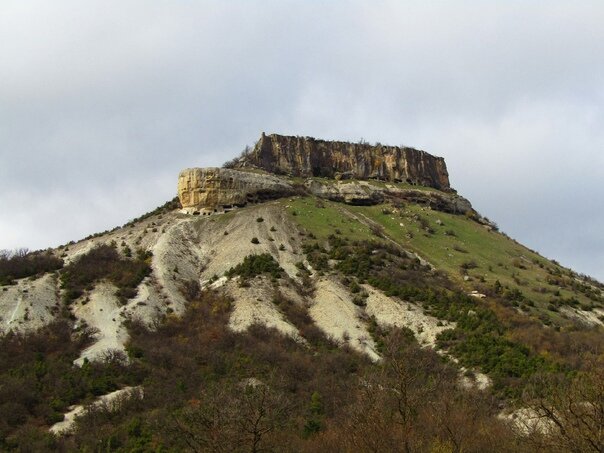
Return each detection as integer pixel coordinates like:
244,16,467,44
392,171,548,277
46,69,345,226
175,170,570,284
0,273,59,334
305,180,384,205
559,306,604,327
225,277,303,342
362,284,454,348
50,386,143,435
309,277,380,361
73,282,129,365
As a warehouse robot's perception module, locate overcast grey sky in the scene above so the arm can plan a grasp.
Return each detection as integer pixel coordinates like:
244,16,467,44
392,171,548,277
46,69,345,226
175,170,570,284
1,1,603,280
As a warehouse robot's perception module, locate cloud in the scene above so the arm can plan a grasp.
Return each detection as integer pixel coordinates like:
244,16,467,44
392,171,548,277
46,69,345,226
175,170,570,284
0,0,603,279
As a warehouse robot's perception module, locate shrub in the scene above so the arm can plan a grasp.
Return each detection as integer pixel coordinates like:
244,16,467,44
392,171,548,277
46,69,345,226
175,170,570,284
349,280,361,293
123,197,180,227
226,254,283,280
460,260,478,270
369,224,384,238
352,295,366,307
251,237,260,244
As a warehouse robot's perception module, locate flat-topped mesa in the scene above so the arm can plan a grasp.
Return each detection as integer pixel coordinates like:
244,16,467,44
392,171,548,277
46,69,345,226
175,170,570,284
177,167,295,214
234,133,451,191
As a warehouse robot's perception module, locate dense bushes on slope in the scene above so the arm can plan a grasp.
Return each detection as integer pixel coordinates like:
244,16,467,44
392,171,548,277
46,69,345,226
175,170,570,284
0,322,138,450
0,249,63,285
60,244,152,304
57,291,519,452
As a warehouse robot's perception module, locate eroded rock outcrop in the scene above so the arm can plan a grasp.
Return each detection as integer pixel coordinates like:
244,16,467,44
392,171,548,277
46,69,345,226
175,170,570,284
234,133,451,191
177,168,295,214
306,180,472,213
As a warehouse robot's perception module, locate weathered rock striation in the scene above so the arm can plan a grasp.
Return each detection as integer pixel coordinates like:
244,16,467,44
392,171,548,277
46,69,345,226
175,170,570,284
177,167,295,214
234,133,451,191
306,180,473,214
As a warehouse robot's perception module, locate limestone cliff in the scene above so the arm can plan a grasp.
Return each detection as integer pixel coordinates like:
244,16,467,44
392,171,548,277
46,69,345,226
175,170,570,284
177,167,295,214
234,133,451,191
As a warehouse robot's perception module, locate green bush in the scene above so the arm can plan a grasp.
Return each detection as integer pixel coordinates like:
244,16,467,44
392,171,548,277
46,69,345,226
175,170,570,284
226,254,283,280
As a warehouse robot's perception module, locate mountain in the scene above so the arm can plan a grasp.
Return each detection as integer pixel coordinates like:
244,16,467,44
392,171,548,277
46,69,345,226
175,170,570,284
1,133,603,452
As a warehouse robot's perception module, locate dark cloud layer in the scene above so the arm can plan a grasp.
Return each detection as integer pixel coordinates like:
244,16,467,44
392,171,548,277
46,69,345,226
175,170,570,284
1,1,603,279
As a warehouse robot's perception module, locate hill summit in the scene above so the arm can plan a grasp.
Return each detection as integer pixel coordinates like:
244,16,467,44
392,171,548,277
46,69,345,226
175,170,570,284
178,133,468,216
232,133,451,190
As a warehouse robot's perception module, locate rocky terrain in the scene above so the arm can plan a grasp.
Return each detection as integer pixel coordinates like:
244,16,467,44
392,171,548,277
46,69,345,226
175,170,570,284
305,178,473,214
178,167,296,214
180,160,472,217
233,133,451,190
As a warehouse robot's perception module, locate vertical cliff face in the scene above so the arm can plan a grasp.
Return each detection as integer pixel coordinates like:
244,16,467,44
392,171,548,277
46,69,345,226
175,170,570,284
236,133,451,191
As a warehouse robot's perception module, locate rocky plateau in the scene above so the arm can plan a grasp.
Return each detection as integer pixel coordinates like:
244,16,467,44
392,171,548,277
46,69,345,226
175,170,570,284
179,134,472,216
234,133,451,190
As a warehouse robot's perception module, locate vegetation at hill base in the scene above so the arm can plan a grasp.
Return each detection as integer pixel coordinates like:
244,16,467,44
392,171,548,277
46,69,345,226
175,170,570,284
0,322,137,451
3,285,602,452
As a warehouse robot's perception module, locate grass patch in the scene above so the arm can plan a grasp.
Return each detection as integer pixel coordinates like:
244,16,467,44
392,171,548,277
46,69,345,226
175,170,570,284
283,196,601,317
345,203,597,311
281,198,376,242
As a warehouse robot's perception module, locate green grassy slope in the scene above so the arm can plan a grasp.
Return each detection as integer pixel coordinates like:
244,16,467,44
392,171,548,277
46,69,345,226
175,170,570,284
280,193,603,325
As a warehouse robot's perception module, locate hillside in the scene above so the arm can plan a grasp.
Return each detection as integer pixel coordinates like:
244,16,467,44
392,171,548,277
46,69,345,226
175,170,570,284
0,134,603,452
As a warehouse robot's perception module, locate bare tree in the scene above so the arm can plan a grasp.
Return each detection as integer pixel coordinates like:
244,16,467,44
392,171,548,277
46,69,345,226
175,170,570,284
523,356,604,453
168,387,237,453
167,379,292,453
236,381,291,453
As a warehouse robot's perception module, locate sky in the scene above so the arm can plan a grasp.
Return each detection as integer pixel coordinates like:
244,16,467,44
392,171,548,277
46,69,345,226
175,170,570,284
1,1,603,280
